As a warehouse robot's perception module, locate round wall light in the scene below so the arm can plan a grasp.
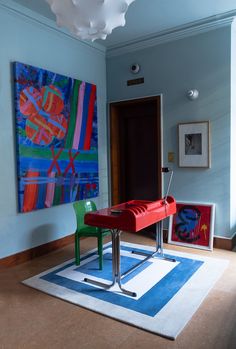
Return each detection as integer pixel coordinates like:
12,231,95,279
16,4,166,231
187,89,199,100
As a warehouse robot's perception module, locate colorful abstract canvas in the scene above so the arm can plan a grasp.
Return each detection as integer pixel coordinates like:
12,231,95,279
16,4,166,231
168,202,215,251
13,62,99,213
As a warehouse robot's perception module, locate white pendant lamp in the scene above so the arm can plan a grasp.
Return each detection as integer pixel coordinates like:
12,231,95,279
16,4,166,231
46,0,135,41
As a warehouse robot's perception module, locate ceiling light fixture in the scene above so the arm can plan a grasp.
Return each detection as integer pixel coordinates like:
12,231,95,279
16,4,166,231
46,0,136,41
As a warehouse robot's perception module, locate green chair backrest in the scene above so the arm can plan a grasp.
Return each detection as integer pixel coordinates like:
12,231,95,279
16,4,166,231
73,200,97,231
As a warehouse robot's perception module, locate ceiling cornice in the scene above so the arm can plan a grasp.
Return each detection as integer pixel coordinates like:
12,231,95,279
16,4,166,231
106,10,236,58
1,1,235,59
0,0,106,55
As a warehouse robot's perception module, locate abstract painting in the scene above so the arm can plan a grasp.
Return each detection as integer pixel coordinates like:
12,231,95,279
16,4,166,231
168,202,215,250
13,62,98,213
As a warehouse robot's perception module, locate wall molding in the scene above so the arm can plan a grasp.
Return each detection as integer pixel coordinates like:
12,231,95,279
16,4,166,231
163,229,236,251
0,233,75,267
1,230,235,268
213,233,236,251
1,0,235,58
107,11,236,58
0,0,106,56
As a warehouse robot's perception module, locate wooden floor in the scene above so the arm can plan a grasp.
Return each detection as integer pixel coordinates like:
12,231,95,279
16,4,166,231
0,232,236,349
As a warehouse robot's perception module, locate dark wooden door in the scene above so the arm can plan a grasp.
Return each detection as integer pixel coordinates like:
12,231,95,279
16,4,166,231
119,103,158,202
110,96,162,206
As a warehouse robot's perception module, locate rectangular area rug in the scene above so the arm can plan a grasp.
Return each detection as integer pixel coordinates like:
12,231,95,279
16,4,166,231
22,242,228,340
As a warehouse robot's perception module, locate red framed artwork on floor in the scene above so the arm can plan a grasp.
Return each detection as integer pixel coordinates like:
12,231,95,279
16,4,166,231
168,202,215,251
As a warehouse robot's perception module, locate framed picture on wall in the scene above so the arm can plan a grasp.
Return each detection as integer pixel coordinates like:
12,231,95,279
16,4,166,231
178,121,210,168
13,62,99,213
168,202,215,251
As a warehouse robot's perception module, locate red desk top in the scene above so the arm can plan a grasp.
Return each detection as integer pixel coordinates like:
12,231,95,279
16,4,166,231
84,196,176,232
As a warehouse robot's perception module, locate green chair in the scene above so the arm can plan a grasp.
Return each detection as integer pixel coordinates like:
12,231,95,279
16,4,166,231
73,200,110,270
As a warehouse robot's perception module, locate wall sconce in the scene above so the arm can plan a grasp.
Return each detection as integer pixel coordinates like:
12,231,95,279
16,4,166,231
187,89,199,100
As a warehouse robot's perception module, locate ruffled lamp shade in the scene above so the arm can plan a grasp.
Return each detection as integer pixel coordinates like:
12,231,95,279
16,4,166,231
46,0,135,41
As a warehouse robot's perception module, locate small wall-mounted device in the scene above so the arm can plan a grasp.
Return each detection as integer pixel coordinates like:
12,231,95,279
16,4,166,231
186,89,199,100
168,152,175,163
130,63,140,74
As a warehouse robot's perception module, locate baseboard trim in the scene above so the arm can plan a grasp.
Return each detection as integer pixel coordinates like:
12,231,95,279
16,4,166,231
0,233,75,267
1,230,235,268
164,229,236,251
213,234,236,251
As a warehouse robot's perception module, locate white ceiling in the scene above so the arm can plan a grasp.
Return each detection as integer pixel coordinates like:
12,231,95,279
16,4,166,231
12,0,236,48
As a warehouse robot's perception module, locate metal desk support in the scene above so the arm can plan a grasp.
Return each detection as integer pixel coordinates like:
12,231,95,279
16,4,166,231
84,228,137,297
121,220,176,280
84,168,176,297
84,219,176,297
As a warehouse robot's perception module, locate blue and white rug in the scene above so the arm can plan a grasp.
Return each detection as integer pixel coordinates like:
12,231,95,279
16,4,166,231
22,242,228,340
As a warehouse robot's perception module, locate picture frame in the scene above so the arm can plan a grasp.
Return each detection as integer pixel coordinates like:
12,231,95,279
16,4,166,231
168,202,215,251
178,121,210,168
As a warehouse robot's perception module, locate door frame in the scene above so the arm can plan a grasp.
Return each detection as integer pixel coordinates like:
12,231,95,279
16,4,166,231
108,95,162,205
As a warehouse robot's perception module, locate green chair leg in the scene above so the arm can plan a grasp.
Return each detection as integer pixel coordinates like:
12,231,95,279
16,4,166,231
98,235,103,270
75,233,80,266
73,201,111,270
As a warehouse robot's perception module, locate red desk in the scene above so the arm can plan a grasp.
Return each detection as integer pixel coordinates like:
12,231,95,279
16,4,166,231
84,196,176,297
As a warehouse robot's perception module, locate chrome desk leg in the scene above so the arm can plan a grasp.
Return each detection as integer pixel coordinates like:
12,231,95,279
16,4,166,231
155,220,176,262
84,229,136,297
122,220,176,280
115,230,136,297
132,221,176,262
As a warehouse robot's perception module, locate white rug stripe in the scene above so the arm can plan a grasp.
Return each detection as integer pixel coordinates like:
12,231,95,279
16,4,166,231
22,242,229,340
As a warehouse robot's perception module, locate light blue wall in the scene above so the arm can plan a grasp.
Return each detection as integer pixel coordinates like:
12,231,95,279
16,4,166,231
0,3,234,260
0,4,108,258
107,27,232,238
